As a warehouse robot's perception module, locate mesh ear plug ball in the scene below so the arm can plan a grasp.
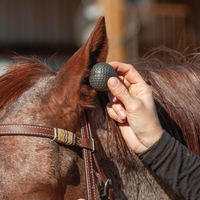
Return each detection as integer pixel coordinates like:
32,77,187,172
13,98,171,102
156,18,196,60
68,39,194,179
89,63,117,91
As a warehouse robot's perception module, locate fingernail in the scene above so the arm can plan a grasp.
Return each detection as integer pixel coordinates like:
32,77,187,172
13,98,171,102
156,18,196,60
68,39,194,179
112,96,117,103
118,111,125,120
109,77,119,89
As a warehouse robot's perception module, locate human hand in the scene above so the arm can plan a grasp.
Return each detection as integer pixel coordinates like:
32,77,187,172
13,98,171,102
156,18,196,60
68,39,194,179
106,62,163,154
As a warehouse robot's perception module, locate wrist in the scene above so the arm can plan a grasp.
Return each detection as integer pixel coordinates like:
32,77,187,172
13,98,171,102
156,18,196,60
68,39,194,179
137,129,164,159
137,141,158,159
145,125,163,148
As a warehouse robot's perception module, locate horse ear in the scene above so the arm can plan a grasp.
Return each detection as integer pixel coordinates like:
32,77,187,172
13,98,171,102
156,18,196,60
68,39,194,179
57,16,108,75
53,16,108,108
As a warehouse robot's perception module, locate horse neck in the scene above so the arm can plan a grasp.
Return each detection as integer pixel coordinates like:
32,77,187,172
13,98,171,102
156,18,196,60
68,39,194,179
138,65,200,155
88,97,139,198
89,96,182,200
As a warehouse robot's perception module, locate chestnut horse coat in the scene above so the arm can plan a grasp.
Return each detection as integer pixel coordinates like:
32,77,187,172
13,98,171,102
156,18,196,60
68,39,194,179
0,16,197,199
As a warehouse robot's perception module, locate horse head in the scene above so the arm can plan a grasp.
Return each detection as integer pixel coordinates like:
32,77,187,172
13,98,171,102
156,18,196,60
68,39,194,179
0,16,190,200
0,17,108,199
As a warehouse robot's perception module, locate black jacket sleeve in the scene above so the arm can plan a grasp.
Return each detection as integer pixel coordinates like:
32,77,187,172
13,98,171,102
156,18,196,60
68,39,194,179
142,130,200,200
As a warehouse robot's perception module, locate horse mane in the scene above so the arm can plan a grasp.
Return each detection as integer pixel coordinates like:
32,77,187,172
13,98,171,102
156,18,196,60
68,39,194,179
94,46,200,165
2,47,200,157
0,56,56,110
134,46,200,155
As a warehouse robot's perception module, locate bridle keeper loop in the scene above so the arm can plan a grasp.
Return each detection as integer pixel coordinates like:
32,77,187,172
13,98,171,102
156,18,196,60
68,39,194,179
53,128,76,146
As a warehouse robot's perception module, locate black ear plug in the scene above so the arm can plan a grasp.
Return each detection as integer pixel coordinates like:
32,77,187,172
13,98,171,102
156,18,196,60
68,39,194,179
89,63,117,91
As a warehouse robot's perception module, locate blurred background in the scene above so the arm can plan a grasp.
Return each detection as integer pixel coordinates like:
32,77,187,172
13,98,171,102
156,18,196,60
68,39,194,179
0,0,199,71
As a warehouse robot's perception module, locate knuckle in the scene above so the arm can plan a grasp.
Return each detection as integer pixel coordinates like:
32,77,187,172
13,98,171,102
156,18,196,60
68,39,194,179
107,107,113,116
108,109,118,121
116,87,128,98
111,103,122,113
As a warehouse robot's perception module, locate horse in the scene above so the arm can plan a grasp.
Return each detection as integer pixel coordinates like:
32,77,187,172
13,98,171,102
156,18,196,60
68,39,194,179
0,16,199,199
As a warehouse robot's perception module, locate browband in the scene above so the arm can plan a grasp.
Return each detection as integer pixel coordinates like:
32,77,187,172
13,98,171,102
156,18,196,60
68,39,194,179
0,124,97,152
0,113,116,200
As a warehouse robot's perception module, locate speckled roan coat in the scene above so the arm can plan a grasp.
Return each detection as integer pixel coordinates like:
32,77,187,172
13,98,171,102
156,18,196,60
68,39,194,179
0,17,189,199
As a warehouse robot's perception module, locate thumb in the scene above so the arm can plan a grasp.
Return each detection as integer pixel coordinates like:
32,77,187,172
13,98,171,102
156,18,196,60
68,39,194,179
107,77,136,107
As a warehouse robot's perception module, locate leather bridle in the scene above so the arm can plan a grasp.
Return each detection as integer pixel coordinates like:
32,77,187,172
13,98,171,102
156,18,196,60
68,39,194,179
0,110,116,200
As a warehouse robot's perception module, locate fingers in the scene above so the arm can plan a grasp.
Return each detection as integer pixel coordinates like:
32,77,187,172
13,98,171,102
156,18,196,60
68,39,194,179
108,91,117,103
107,77,138,110
109,61,146,85
106,92,127,123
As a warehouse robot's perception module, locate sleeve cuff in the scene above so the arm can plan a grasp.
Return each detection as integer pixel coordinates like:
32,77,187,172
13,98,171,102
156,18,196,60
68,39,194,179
141,130,172,165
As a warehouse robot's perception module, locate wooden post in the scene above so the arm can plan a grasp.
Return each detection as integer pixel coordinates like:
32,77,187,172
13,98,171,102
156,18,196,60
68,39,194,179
98,0,126,63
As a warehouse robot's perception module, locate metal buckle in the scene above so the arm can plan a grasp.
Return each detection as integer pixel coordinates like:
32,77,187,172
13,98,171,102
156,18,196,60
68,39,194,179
91,138,95,153
100,178,112,198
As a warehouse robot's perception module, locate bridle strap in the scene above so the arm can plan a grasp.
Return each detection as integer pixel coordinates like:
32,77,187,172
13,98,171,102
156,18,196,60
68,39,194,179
81,112,97,200
0,124,97,151
0,116,117,200
86,110,117,200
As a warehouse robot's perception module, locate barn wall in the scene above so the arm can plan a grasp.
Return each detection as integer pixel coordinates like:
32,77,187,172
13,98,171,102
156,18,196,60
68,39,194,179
0,0,81,46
